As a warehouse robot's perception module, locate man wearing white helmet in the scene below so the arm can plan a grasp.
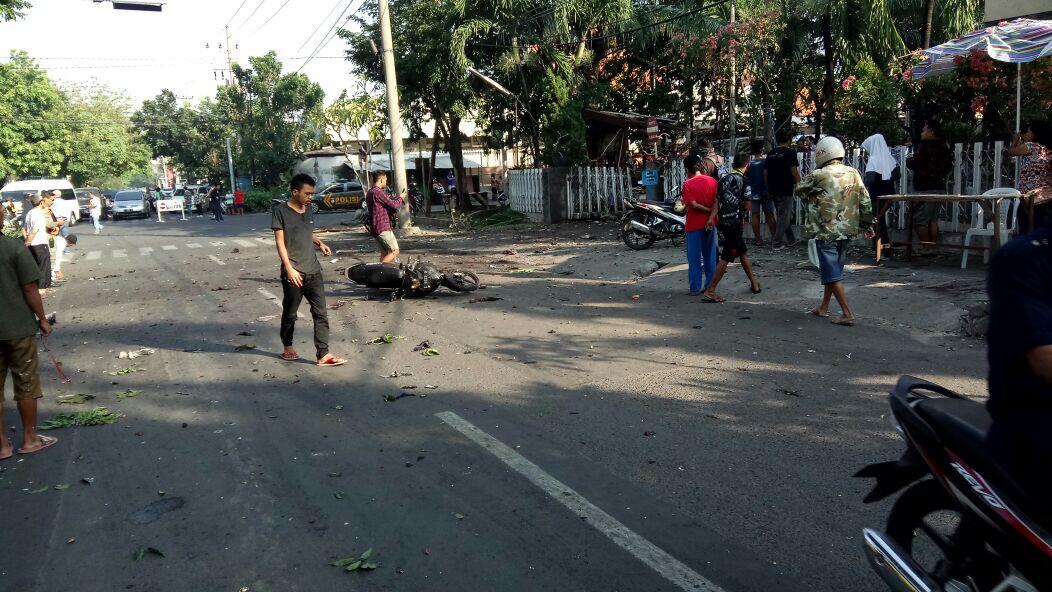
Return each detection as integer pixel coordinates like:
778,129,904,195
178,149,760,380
795,136,874,326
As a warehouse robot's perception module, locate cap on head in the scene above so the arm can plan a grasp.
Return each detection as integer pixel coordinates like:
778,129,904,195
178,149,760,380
49,190,61,198
814,136,845,167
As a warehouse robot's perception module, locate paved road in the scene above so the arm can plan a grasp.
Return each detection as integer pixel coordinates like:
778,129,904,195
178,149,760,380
1,212,988,591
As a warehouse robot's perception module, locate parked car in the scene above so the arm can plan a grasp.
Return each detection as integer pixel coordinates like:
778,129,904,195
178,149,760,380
111,189,150,220
174,185,207,214
313,180,366,214
1,178,77,218
74,186,101,218
101,190,117,219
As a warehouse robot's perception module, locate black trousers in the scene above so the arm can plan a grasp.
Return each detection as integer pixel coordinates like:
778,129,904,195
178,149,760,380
28,244,51,289
280,270,329,359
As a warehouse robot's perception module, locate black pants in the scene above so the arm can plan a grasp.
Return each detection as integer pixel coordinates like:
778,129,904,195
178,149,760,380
28,244,51,289
280,270,329,359
211,202,224,221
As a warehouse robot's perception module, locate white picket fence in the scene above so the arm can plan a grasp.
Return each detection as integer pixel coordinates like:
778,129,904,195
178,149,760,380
564,166,631,220
507,168,545,221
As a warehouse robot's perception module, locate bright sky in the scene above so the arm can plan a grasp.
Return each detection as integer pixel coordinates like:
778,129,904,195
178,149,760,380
0,0,363,108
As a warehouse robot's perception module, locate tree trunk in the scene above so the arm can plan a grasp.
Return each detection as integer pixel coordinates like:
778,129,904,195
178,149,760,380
921,0,935,49
425,133,439,217
818,8,835,138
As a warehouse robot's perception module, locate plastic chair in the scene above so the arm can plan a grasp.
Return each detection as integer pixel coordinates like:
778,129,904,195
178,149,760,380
961,188,1020,269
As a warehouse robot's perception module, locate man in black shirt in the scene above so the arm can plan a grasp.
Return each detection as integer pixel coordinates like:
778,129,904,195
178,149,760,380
271,173,346,367
702,152,761,302
764,129,801,249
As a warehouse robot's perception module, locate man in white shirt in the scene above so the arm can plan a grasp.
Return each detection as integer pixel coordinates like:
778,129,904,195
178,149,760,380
88,193,103,234
48,192,77,281
23,194,55,290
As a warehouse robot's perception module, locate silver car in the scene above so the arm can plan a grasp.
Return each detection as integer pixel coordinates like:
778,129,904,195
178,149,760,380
112,190,150,220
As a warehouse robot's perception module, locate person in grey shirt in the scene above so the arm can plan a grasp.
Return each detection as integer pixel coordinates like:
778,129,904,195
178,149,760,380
271,173,346,367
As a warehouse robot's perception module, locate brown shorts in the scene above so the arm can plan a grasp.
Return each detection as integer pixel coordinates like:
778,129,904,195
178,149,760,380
373,230,399,254
0,336,42,402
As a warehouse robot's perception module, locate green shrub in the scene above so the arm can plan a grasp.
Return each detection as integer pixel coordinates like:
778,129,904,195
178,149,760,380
244,187,285,213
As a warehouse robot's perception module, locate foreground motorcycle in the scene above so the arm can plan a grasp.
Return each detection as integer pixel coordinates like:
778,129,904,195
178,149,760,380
346,259,480,300
857,376,1051,592
617,196,685,250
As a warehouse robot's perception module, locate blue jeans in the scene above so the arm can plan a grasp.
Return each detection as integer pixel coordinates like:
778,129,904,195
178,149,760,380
686,227,718,293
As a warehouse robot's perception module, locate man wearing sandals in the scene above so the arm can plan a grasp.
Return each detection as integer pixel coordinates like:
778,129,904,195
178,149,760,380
0,233,56,459
796,136,874,326
272,174,347,367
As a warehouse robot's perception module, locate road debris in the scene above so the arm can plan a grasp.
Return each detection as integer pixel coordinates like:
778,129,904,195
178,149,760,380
57,394,95,405
234,344,257,351
330,548,378,572
105,367,144,376
468,296,502,303
257,315,277,322
117,347,155,360
133,546,165,560
40,407,120,429
115,389,141,399
412,341,431,352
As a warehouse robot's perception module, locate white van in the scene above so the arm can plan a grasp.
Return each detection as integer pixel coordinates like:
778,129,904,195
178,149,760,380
0,178,79,220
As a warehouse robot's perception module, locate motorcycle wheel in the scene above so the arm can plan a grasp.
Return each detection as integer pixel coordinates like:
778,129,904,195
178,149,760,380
441,271,480,292
885,479,1002,589
620,211,656,250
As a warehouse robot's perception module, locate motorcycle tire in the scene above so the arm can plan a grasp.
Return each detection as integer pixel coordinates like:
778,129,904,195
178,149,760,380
620,211,656,250
885,479,1002,589
441,271,480,292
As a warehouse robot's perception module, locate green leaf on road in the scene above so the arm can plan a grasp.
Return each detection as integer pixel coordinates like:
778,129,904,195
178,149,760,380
382,333,394,344
40,407,120,430
331,549,378,572
115,389,141,400
422,348,440,357
106,367,145,376
345,560,362,571
28,485,49,494
234,344,257,351
133,546,165,560
330,557,356,567
510,268,536,274
359,548,372,561
54,484,71,490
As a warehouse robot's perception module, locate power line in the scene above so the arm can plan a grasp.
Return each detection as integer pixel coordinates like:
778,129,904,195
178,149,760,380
296,0,346,52
296,0,360,73
234,0,268,31
223,0,250,28
255,0,295,32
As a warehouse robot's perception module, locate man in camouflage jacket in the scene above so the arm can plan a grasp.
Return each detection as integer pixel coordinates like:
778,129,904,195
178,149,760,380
795,137,874,326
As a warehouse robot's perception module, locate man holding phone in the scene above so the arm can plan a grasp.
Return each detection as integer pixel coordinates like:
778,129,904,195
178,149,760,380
272,174,346,367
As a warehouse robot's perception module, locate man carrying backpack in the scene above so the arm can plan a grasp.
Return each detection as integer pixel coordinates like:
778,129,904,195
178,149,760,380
695,138,727,180
702,152,762,303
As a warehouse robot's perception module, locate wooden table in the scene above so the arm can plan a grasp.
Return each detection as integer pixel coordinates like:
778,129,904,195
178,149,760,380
880,193,1010,262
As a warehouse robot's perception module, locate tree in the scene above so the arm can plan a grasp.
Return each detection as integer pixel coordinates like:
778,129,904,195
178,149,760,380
62,84,153,186
0,0,29,21
0,51,70,181
321,86,386,186
217,52,325,187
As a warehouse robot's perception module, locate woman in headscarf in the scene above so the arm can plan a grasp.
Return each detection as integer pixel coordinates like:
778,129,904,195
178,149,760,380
861,133,899,257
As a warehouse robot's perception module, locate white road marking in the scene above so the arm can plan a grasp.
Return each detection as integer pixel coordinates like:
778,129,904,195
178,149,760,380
208,255,225,266
139,247,154,256
258,288,303,318
162,245,177,251
113,249,127,258
435,411,726,592
234,239,257,248
86,251,101,261
187,243,202,249
210,241,225,246
256,237,271,244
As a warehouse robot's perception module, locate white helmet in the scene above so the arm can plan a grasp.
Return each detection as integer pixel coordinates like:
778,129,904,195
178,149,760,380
814,136,845,167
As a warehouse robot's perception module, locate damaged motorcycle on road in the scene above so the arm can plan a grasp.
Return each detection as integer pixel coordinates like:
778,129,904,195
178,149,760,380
346,259,480,300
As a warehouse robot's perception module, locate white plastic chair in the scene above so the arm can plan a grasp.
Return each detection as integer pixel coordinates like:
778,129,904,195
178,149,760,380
961,188,1020,269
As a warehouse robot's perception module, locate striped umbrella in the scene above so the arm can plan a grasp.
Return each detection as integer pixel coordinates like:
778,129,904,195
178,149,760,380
911,18,1052,131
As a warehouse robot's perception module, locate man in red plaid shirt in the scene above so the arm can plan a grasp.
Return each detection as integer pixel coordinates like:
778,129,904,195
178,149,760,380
365,172,405,263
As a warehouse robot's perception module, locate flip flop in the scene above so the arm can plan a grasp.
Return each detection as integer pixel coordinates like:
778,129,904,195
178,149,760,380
810,309,829,318
701,294,724,303
0,450,12,461
751,285,762,294
317,356,347,367
18,434,57,456
831,317,855,326
280,351,300,361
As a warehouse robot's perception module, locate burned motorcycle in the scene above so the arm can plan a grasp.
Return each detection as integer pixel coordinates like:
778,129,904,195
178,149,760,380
346,259,480,300
617,195,685,250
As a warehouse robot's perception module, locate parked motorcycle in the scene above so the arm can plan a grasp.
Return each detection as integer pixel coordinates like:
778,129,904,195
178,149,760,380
617,195,685,250
346,259,480,300
857,376,1051,592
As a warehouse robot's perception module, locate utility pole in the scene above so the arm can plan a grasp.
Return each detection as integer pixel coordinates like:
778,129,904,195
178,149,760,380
378,0,413,230
225,25,234,77
727,0,736,162
226,138,236,197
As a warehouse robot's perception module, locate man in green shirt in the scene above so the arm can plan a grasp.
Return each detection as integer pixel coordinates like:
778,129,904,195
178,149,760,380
0,234,56,459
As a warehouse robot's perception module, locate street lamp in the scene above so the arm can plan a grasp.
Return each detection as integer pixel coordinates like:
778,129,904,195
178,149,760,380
92,1,165,11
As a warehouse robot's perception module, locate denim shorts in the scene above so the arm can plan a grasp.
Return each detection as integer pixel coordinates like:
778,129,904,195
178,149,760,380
815,239,849,284
749,195,775,213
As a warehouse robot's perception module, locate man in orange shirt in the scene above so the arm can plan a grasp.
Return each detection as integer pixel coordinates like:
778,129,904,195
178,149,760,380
681,155,719,296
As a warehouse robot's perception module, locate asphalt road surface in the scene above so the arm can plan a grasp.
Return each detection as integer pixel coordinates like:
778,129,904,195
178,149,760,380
1,211,988,591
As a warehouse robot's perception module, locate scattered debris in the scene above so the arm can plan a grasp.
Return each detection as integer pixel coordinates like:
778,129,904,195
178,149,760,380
634,260,666,278
117,348,155,360
57,394,95,405
782,389,802,398
334,491,345,500
54,483,71,490
81,477,95,485
330,548,378,572
421,348,440,357
231,248,240,254
115,389,141,400
383,392,417,402
237,331,254,336
257,315,277,322
510,268,536,274
643,431,656,437
453,512,466,520
368,334,396,345
105,367,144,376
133,546,165,561
28,485,49,494
328,301,346,310
631,294,641,301
234,344,257,352
40,407,120,429
468,296,503,303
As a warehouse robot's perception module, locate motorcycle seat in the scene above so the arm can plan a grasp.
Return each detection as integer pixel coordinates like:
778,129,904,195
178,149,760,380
917,398,1050,526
